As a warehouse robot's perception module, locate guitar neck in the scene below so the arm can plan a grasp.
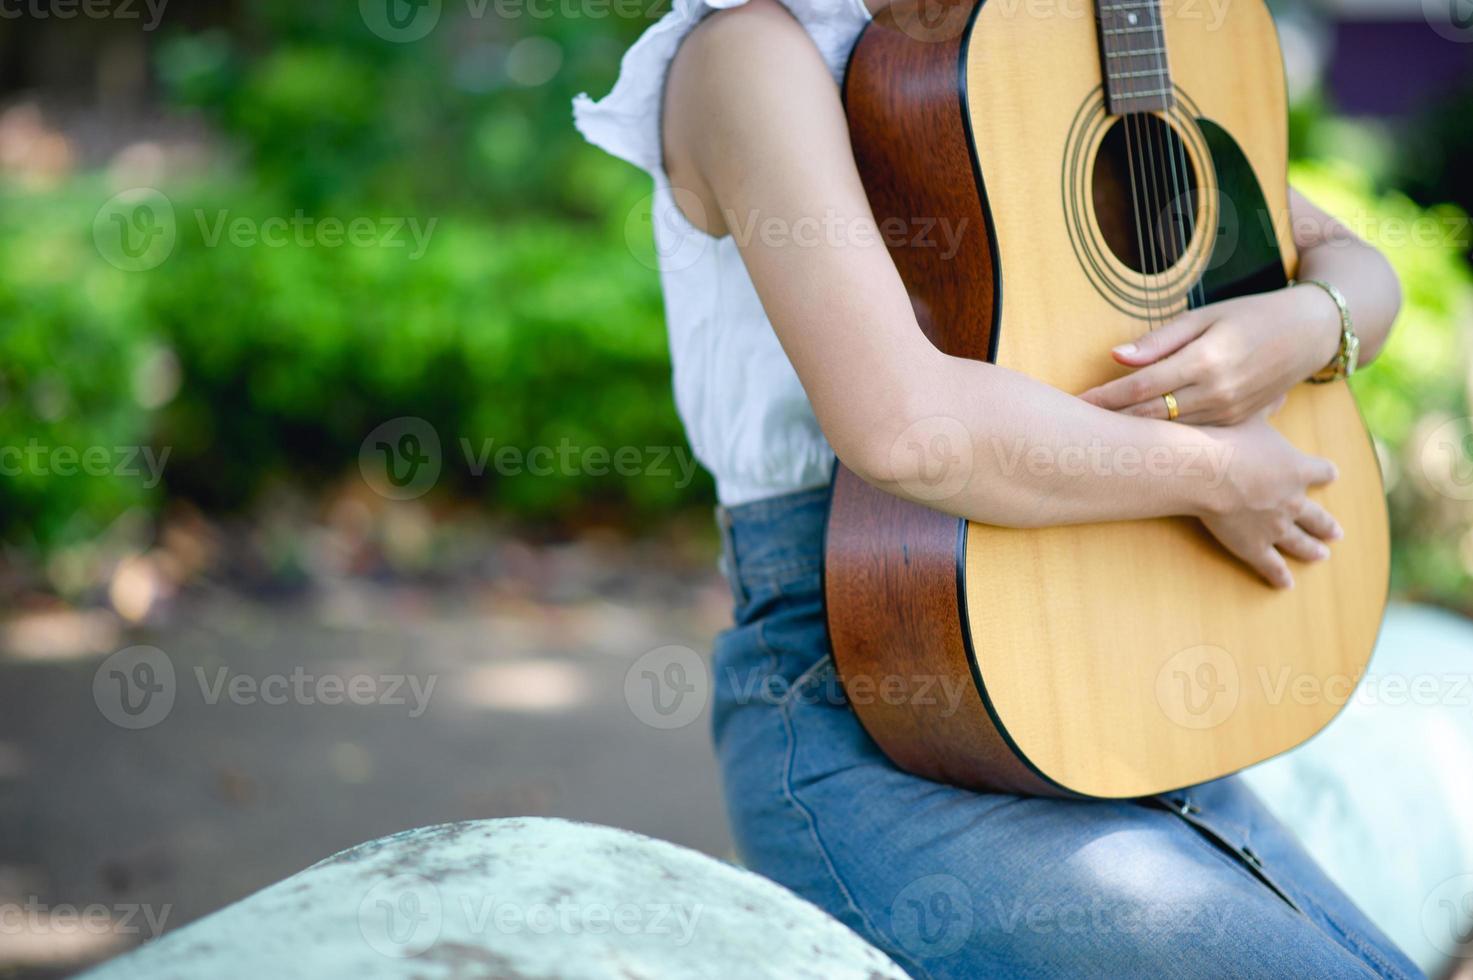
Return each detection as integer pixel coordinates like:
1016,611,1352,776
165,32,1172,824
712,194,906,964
1094,0,1175,115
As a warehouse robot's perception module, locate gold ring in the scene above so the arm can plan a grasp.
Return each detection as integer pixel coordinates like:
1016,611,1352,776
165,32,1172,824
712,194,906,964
1163,391,1179,421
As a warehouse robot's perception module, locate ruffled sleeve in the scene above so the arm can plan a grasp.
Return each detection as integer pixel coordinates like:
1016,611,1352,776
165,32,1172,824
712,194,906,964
572,0,870,180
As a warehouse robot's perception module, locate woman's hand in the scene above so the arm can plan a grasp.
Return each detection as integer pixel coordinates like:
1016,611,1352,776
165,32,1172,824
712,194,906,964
1077,285,1343,425
1196,414,1342,589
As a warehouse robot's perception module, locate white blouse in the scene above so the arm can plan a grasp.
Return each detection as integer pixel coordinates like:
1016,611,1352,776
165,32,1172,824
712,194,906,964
572,0,873,505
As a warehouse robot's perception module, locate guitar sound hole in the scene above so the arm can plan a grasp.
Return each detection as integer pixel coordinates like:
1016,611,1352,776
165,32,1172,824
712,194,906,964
1091,113,1199,276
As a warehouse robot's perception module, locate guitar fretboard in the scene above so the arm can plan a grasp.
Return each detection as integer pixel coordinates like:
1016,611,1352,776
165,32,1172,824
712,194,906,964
1095,0,1174,115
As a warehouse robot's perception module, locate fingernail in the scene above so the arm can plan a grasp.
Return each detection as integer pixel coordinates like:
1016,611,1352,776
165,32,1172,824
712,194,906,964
1314,544,1329,560
1113,343,1137,356
1330,524,1344,540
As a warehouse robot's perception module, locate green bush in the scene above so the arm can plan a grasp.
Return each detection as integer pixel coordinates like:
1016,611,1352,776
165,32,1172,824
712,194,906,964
0,183,160,554
1292,161,1473,610
0,170,703,560
142,175,699,519
3,6,1471,615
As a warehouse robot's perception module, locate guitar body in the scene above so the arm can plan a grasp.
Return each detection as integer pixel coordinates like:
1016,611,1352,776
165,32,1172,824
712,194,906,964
825,0,1390,797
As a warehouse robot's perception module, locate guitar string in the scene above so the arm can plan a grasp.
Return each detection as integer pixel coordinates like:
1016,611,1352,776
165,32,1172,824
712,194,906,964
1118,3,1170,330
1148,106,1185,317
1137,0,1181,317
1122,110,1155,339
1151,3,1205,312
1136,111,1166,323
1112,4,1162,336
1142,24,1181,327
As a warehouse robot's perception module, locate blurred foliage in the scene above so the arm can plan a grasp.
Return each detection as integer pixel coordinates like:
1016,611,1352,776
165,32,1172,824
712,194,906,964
0,0,703,574
0,184,158,553
1292,160,1473,608
1,3,1472,612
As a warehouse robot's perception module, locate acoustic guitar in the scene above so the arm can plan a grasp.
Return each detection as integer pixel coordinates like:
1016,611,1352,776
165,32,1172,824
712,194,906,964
824,0,1389,797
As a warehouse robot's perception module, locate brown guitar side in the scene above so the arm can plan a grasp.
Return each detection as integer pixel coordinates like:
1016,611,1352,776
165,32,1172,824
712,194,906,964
825,0,1060,796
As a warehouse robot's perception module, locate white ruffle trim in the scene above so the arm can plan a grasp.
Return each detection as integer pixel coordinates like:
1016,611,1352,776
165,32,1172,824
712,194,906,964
571,0,869,177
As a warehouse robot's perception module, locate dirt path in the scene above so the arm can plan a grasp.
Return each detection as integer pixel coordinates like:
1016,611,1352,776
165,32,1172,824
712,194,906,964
0,540,736,977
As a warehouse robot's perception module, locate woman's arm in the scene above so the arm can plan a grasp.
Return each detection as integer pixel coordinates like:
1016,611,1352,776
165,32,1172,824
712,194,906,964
663,0,1340,587
1079,189,1401,423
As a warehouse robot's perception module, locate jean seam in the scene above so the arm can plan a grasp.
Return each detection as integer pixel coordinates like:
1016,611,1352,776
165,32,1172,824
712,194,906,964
1234,816,1409,979
1256,834,1410,980
754,620,783,675
775,665,934,979
774,654,836,708
745,561,823,599
1171,813,1306,919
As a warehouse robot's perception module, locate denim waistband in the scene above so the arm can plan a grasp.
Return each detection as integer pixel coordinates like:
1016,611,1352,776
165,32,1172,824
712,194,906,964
714,484,831,599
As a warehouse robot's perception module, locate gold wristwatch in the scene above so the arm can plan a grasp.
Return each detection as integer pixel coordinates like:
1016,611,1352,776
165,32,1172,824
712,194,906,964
1294,278,1359,384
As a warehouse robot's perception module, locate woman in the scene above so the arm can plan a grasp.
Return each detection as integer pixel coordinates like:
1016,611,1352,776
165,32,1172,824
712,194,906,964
574,0,1414,975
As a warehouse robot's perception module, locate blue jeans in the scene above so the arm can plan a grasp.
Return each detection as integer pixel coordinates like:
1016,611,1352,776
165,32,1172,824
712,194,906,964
710,486,1422,979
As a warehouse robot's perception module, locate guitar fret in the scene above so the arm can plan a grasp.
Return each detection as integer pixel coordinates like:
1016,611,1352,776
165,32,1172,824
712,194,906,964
1115,85,1173,99
1095,0,1172,113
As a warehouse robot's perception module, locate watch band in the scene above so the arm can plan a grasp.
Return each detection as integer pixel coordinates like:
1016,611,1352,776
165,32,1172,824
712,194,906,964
1293,278,1358,384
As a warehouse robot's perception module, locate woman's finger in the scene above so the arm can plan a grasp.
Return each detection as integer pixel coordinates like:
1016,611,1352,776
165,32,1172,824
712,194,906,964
1078,353,1193,411
1118,384,1206,421
1109,309,1213,367
1295,498,1344,542
1248,546,1294,590
1277,525,1331,563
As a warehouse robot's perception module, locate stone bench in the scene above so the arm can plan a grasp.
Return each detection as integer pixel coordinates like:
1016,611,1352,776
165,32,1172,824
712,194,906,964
81,817,906,979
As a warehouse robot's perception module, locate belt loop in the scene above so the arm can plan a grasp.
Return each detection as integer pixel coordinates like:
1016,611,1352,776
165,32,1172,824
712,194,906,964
714,504,748,608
